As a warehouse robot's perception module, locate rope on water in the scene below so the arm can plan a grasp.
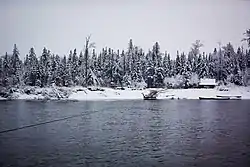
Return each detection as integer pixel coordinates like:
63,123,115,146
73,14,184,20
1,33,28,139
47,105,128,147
0,113,84,134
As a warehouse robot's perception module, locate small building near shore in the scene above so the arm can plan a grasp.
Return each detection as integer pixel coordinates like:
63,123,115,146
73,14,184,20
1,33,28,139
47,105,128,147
198,78,217,88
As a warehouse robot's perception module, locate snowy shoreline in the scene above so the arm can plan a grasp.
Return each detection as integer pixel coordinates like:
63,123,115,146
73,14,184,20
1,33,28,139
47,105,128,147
1,86,250,101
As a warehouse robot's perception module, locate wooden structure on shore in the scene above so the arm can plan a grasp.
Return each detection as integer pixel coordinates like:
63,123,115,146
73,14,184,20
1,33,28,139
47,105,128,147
142,90,159,100
198,79,217,88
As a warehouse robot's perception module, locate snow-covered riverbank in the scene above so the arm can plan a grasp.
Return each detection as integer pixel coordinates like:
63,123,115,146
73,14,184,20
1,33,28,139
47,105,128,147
69,87,250,100
1,86,250,101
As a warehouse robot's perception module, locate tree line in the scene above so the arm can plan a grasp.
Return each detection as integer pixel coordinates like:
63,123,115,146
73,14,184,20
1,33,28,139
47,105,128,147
1,30,250,89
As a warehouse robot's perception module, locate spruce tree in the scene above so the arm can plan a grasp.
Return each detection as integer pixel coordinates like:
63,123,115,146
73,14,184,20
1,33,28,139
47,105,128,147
175,51,181,75
11,44,22,86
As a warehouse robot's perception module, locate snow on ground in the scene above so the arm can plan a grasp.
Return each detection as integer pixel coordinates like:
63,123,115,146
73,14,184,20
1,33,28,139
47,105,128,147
157,87,250,99
0,97,7,100
15,93,46,100
1,86,250,101
69,86,250,100
157,89,217,99
69,88,145,100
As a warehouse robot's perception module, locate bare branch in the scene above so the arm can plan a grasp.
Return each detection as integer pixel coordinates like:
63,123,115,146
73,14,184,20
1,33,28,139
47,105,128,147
190,40,204,56
241,38,247,42
89,42,96,49
242,29,250,47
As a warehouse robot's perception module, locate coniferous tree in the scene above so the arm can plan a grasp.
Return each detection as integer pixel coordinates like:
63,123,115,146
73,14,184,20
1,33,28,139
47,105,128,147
51,54,61,86
71,49,79,85
77,51,86,86
64,51,73,86
197,52,209,78
180,52,186,75
24,47,39,86
154,67,164,88
163,52,172,77
10,44,22,86
60,55,68,86
0,57,3,86
127,39,134,77
1,31,250,90
208,53,216,79
39,47,52,87
121,50,126,77
246,49,250,68
153,42,161,67
221,43,235,83
2,52,11,87
175,51,181,75
144,49,155,88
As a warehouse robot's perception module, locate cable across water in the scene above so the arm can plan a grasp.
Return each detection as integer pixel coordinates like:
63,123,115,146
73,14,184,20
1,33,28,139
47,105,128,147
0,113,84,134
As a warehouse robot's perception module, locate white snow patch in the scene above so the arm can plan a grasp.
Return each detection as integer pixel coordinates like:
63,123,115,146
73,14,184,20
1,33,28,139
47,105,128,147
0,97,7,100
69,88,145,101
1,85,250,101
69,86,250,100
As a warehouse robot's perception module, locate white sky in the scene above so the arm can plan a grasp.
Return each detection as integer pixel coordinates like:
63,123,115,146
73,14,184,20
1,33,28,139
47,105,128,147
1,0,250,58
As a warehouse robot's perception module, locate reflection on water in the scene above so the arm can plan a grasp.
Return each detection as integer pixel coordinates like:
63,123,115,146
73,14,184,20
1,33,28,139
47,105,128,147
0,100,250,167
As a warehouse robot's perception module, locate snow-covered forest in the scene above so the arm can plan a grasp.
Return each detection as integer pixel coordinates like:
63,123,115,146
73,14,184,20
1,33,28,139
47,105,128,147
1,31,250,89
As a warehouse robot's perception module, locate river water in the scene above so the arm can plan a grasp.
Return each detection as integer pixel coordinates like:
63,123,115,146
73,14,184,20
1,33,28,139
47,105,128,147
0,100,250,167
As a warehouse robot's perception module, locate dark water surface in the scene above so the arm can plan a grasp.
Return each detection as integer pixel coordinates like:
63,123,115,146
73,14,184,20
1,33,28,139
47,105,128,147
0,100,250,167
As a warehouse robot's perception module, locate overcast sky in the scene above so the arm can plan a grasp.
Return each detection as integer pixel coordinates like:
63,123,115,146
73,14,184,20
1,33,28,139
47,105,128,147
1,0,250,58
